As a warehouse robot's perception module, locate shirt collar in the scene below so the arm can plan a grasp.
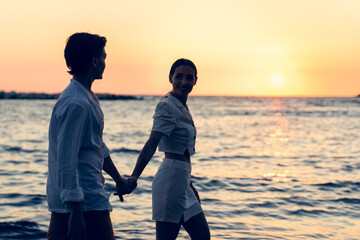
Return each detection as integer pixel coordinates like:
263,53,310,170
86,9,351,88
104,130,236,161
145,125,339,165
167,92,193,121
71,79,99,103
167,92,184,108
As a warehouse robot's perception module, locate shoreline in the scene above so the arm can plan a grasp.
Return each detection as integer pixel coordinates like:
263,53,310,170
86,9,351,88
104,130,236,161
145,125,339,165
0,91,359,99
0,91,142,100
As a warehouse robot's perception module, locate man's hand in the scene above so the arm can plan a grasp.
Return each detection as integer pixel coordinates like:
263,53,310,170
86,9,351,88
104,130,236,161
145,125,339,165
67,202,86,240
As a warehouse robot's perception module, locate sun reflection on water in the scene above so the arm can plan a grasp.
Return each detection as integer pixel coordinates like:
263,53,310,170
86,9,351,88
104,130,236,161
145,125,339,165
263,170,295,183
256,102,290,158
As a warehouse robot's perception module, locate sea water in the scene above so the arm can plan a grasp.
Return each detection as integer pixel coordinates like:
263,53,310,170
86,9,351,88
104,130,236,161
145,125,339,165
0,96,359,239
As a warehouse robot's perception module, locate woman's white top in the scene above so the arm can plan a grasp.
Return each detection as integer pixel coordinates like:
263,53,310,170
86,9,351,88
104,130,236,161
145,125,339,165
152,92,196,155
46,79,111,213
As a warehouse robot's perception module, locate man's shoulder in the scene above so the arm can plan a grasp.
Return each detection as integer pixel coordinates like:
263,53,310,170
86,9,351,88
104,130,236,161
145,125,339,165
61,82,90,102
54,86,90,115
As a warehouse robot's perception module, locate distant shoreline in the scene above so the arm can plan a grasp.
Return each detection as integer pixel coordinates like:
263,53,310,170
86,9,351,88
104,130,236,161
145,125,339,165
0,91,358,99
0,91,142,100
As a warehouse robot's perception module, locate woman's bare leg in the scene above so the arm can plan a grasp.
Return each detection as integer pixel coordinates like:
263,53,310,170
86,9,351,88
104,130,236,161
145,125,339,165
156,221,181,240
183,212,210,240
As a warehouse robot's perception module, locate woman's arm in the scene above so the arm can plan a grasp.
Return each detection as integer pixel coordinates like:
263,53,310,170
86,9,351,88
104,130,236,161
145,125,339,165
131,131,163,180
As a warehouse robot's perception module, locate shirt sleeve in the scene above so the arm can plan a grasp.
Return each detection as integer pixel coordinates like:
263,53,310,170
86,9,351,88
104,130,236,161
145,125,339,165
101,141,110,158
152,101,176,136
56,102,86,203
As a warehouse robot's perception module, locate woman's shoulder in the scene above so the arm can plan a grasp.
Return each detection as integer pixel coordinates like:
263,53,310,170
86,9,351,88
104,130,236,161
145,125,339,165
156,97,174,109
154,98,177,119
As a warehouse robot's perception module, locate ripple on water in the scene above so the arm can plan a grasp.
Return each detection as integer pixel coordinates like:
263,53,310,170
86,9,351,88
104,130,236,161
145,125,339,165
111,147,141,154
0,194,46,207
0,221,47,239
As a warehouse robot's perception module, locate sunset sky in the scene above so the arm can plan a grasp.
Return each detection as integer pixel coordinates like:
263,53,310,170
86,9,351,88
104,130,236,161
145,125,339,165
1,0,359,97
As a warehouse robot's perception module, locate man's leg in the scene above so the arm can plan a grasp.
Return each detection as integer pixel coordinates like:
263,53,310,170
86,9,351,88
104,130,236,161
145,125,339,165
47,212,69,240
83,210,115,240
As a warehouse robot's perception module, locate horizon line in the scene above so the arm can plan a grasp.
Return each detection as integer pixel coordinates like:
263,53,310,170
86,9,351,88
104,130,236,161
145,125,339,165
1,90,359,98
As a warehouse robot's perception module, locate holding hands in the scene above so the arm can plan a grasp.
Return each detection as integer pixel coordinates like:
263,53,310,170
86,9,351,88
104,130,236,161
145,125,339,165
114,176,138,202
128,176,138,190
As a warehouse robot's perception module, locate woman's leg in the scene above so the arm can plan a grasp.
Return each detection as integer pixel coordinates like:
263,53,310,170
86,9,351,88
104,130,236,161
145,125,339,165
156,221,182,240
183,212,211,240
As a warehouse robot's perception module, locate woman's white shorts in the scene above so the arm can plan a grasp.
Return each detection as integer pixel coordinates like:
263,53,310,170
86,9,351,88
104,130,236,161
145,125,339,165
152,158,203,223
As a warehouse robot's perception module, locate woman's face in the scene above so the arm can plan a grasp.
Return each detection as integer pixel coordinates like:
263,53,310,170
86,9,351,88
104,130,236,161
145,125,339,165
170,65,197,97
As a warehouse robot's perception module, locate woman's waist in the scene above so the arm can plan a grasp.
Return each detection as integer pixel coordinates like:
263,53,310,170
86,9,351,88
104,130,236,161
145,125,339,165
158,157,192,172
158,136,195,154
165,152,190,162
158,144,195,156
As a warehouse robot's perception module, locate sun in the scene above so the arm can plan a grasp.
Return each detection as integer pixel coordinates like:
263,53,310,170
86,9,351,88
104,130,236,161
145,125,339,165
269,74,285,87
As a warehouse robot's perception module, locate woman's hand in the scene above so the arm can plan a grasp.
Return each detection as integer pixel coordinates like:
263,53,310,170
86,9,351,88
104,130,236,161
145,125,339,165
128,176,138,191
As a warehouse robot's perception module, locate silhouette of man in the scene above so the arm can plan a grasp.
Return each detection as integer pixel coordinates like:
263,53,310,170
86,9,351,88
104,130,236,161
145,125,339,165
46,32,133,240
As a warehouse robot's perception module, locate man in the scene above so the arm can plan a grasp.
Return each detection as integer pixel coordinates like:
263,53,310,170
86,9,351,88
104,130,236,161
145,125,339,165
46,32,133,240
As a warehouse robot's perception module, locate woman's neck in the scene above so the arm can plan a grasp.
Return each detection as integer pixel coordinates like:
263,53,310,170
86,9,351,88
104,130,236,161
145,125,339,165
171,92,188,106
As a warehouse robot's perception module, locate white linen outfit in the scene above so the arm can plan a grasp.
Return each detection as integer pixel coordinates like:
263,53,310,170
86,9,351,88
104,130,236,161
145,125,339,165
151,92,203,223
46,79,111,213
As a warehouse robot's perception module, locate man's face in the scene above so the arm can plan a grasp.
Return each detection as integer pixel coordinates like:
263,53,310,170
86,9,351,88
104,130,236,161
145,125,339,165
93,48,106,80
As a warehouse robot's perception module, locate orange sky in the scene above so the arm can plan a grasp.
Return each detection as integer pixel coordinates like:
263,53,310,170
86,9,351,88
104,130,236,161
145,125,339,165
0,0,359,97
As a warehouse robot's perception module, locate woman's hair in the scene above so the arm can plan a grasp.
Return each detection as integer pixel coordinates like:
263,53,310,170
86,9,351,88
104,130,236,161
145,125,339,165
64,32,107,76
169,58,197,81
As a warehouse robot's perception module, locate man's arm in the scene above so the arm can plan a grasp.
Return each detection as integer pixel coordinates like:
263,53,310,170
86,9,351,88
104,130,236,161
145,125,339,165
103,155,132,202
55,103,88,239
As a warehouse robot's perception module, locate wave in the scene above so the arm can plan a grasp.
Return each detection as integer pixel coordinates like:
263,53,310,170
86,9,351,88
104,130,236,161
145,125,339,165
313,181,360,189
198,155,254,161
0,194,46,207
285,208,333,217
1,145,46,154
248,201,278,209
111,147,141,154
5,160,28,165
281,196,315,207
0,221,47,239
332,198,360,204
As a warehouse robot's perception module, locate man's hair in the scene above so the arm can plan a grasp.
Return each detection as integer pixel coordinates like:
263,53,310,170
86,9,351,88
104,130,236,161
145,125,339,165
64,32,107,76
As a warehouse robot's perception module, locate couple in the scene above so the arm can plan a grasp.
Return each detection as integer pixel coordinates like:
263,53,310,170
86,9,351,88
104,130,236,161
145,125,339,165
46,32,211,240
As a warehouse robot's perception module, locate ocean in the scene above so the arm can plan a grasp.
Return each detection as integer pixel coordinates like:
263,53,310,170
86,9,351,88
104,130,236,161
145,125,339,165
0,96,359,239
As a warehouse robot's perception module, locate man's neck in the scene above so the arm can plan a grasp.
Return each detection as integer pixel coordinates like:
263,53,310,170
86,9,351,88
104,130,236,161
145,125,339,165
73,75,94,92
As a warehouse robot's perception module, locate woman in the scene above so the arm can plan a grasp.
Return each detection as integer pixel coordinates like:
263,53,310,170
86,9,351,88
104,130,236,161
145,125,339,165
130,59,211,239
